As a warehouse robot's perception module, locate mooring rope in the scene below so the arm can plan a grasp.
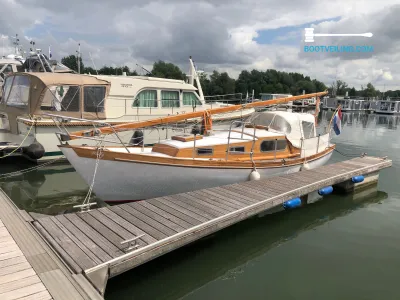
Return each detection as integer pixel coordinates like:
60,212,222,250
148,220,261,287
81,139,105,208
334,148,365,158
0,156,64,179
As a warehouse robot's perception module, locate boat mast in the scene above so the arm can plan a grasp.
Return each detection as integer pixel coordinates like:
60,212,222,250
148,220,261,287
188,56,205,101
88,52,99,75
64,91,328,139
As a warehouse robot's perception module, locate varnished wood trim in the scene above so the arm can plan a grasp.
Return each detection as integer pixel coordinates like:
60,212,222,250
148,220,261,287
152,144,179,156
244,124,269,130
173,137,290,159
22,120,121,127
63,144,335,169
171,135,203,142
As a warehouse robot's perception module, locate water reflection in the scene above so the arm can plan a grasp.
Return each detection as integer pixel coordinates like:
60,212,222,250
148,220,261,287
105,189,388,300
0,110,398,299
376,115,399,130
0,157,95,215
0,111,398,216
320,111,400,131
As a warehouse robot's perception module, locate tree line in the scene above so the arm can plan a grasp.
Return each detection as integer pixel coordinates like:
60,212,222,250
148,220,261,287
61,55,399,99
328,80,400,99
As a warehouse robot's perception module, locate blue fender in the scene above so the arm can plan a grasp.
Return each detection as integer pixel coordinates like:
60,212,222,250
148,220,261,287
352,175,364,183
318,186,333,196
283,198,301,209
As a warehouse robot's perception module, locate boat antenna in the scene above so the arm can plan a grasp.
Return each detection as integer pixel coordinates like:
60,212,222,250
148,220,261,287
136,63,152,75
76,43,81,74
1,35,6,58
12,34,20,56
29,40,34,51
88,52,99,75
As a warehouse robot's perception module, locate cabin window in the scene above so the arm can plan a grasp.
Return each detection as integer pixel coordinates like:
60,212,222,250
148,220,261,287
0,65,13,80
229,146,245,153
84,86,106,113
41,85,80,111
253,114,292,135
301,121,315,138
183,92,202,106
1,76,13,103
3,75,30,108
132,90,157,107
161,90,180,108
197,148,213,155
260,139,287,152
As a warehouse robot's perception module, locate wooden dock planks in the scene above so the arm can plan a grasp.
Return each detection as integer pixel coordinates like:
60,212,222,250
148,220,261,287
30,156,391,292
0,189,103,300
0,215,51,300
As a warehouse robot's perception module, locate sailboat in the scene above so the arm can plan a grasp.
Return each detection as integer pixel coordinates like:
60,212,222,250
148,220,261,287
55,91,333,203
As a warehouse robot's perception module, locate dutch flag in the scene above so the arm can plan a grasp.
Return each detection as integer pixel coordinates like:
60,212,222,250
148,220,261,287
333,107,342,135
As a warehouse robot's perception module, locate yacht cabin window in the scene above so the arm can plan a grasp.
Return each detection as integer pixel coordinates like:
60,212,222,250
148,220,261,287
2,75,30,108
84,86,106,113
41,85,80,112
229,146,245,153
301,121,315,138
161,90,180,108
132,90,157,108
260,139,287,152
183,92,202,106
197,148,213,155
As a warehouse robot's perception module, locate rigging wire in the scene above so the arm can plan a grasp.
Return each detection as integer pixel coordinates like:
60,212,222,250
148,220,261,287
334,148,365,158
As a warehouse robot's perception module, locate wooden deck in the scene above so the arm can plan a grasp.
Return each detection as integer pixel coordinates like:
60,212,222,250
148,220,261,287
0,218,52,300
0,189,103,300
29,156,391,294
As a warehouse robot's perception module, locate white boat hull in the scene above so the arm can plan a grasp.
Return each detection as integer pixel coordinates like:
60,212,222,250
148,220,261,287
60,147,333,202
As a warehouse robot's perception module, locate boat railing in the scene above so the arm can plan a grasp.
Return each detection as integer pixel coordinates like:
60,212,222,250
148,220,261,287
130,96,248,117
204,93,244,106
44,113,135,152
224,120,254,161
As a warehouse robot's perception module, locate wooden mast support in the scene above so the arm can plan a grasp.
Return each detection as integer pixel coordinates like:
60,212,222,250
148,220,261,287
65,91,328,140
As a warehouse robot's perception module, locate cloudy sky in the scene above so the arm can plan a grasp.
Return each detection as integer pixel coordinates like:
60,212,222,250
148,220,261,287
1,0,399,89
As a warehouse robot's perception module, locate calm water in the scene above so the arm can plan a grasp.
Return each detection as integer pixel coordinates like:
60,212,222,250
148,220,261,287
1,111,400,299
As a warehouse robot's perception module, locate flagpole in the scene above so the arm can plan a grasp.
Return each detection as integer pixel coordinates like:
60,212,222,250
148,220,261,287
314,96,320,125
327,104,341,135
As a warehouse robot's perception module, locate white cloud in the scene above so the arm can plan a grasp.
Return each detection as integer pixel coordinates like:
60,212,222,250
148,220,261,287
0,0,400,89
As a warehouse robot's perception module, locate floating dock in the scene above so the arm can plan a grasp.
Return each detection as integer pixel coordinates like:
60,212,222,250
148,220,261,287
0,156,392,298
0,190,104,299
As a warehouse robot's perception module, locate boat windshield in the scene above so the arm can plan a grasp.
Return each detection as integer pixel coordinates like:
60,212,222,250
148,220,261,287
1,75,30,108
252,113,292,134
